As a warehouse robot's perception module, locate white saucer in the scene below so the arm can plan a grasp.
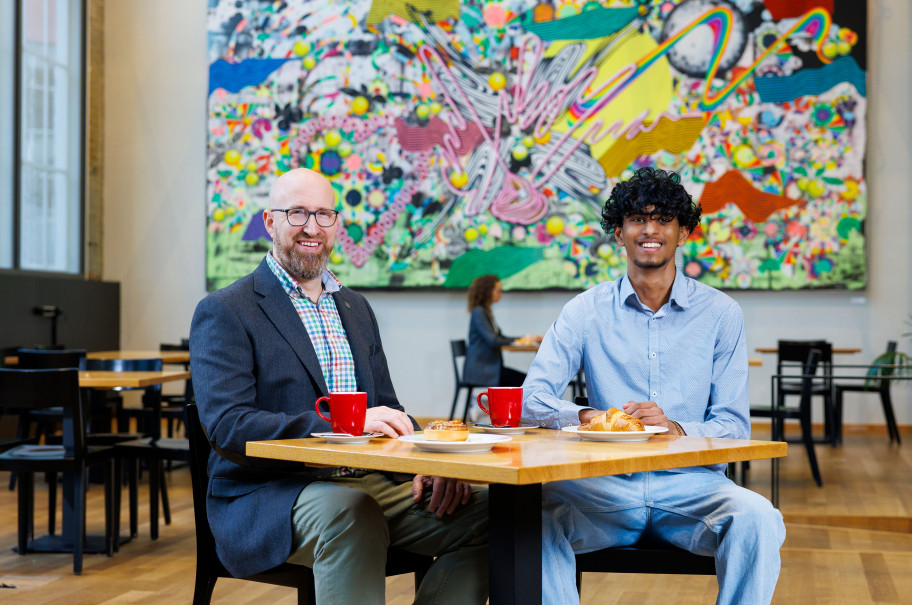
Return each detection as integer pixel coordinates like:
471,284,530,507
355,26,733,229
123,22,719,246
311,432,384,444
471,423,538,435
399,433,511,453
561,425,668,442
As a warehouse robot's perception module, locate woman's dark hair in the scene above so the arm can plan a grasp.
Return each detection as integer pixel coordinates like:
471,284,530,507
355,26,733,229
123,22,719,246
467,274,500,311
600,167,701,234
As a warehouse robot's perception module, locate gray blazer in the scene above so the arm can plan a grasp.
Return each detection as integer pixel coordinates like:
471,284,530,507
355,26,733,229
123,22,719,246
464,306,516,386
189,259,411,578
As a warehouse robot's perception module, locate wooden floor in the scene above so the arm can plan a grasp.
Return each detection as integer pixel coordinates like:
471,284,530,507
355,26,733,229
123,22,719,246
0,424,909,604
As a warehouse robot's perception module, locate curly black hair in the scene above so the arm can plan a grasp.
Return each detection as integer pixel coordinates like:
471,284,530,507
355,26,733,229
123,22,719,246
600,167,701,234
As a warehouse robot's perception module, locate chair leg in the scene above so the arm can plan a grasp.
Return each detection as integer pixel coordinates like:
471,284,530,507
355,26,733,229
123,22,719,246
73,464,86,574
113,456,122,552
881,389,901,444
48,472,57,535
17,472,33,555
834,389,844,445
193,573,218,605
161,468,171,525
104,460,114,557
129,458,139,538
823,391,838,447
800,413,823,487
461,387,474,423
448,387,461,421
150,460,161,540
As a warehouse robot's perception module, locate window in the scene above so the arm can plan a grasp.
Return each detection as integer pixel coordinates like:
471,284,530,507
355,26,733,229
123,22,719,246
1,0,85,274
0,3,13,268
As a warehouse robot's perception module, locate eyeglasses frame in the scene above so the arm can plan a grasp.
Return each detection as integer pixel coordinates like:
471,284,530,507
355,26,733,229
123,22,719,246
270,208,340,227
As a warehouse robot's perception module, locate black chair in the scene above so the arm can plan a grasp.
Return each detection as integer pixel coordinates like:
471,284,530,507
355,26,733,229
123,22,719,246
83,357,188,543
0,368,115,574
14,348,87,442
571,397,715,592
185,403,432,605
776,340,837,446
833,341,902,444
748,349,823,495
158,341,193,439
10,349,88,494
448,339,485,422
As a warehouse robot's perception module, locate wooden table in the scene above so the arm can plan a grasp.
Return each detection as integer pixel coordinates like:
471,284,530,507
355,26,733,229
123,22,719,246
87,350,190,363
248,429,785,604
78,370,190,389
755,347,861,355
4,350,191,367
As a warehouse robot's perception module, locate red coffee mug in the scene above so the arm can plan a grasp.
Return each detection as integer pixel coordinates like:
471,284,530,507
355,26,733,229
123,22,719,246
477,386,523,427
315,391,367,435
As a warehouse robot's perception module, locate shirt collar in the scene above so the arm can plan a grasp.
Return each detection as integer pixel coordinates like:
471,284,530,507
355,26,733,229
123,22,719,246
265,251,342,298
618,269,691,312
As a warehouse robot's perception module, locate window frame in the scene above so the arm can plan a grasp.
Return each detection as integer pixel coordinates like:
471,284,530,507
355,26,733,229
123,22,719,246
2,0,87,277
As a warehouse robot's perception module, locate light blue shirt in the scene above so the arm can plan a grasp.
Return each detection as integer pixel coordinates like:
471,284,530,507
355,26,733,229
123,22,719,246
523,270,750,442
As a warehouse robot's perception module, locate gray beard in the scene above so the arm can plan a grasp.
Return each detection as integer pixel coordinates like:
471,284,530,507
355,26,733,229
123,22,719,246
275,245,330,281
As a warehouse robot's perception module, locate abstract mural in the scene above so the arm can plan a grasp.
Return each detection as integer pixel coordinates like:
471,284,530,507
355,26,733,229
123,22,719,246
206,0,867,291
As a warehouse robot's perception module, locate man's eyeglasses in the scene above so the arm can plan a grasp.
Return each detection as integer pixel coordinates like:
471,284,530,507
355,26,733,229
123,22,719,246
270,208,339,227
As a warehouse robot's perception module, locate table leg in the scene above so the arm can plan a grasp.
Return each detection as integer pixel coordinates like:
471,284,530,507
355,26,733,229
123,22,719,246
489,483,542,605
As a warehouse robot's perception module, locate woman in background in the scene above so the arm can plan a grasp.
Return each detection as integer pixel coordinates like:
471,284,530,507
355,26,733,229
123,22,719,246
464,274,541,387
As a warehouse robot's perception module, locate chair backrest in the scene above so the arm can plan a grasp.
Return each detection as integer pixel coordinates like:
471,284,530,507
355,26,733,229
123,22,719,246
17,348,87,370
160,342,190,352
450,339,467,385
864,340,899,387
185,403,226,577
0,368,84,452
795,349,821,410
777,340,832,377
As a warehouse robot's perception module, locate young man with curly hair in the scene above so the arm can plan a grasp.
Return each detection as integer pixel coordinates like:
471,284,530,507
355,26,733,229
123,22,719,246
522,167,785,605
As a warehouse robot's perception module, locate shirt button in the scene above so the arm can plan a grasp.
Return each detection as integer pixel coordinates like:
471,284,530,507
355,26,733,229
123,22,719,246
652,392,657,397
651,352,656,358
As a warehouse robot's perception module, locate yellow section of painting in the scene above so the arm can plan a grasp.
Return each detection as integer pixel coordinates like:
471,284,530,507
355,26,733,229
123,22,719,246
548,32,672,160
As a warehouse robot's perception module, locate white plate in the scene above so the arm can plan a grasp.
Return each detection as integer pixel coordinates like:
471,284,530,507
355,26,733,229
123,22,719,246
561,425,669,442
471,423,538,435
311,432,384,444
399,433,512,453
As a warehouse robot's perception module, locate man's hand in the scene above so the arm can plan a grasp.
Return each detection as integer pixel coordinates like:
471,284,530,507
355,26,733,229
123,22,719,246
363,406,414,438
578,408,602,424
622,400,675,432
412,475,473,517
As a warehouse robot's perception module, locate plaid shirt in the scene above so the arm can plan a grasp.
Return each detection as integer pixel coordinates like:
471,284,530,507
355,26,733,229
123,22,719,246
266,253,367,478
266,252,357,392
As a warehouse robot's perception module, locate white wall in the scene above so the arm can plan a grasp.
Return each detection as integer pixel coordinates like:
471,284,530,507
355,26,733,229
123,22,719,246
104,1,912,423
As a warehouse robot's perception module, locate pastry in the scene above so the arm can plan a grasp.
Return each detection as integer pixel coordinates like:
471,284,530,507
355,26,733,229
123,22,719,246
579,408,645,432
423,419,470,441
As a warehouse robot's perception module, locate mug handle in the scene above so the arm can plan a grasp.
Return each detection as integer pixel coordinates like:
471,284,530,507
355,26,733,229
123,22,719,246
476,391,490,415
315,397,332,422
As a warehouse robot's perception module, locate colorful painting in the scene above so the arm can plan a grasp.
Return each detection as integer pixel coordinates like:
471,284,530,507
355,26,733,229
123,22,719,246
205,0,867,291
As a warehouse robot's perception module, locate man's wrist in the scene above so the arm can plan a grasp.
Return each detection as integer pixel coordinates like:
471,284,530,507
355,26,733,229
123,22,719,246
670,420,685,436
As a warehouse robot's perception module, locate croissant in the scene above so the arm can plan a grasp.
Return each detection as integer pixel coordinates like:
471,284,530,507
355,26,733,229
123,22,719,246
579,408,645,432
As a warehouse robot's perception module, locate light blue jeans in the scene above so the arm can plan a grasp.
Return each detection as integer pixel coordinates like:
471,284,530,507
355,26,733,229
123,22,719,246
542,469,785,605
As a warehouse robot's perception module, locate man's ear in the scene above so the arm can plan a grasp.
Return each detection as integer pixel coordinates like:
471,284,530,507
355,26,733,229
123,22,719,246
263,209,275,239
677,225,690,246
613,225,624,246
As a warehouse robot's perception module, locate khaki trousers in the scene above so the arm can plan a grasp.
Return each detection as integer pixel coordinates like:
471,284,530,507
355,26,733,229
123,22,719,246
288,472,488,605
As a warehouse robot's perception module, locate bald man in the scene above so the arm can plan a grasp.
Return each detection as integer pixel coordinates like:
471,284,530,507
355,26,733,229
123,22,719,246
191,169,488,604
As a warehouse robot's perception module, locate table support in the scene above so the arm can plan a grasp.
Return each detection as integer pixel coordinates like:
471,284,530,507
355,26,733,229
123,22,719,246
489,483,542,605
